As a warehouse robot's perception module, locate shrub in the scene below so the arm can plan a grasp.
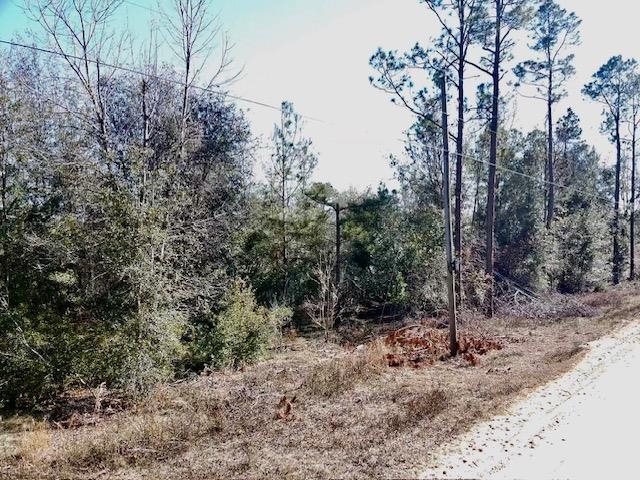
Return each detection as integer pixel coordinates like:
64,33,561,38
190,279,281,369
0,308,80,411
553,211,601,293
266,304,294,348
0,305,185,410
85,312,186,396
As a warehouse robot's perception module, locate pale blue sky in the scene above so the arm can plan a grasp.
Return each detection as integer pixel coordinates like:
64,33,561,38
1,0,639,190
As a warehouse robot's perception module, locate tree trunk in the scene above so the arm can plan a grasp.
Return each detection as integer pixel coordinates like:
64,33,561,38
281,157,288,300
485,0,501,318
141,79,150,206
335,204,341,287
455,32,465,304
334,204,342,327
473,171,481,230
180,49,191,163
440,74,458,357
546,83,555,229
0,131,8,307
613,113,622,285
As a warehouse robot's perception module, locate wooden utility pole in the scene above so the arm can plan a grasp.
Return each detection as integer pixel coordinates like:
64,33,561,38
631,132,637,280
335,203,342,287
440,73,458,358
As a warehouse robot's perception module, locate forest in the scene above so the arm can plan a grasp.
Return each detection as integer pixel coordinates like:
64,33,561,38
0,0,638,416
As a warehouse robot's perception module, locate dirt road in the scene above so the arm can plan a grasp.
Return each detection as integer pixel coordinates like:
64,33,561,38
421,320,640,479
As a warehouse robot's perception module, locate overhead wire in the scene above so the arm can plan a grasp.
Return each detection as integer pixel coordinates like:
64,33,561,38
0,37,620,207
0,39,326,123
390,134,615,206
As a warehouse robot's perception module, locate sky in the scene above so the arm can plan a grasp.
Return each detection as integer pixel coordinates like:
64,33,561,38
1,0,639,190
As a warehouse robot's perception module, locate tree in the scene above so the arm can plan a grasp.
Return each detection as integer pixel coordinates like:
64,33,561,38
392,104,445,210
342,186,440,310
416,0,486,299
625,71,640,279
472,0,532,316
27,0,123,159
553,140,604,293
555,107,583,173
369,49,442,133
583,56,638,284
0,0,264,407
162,0,238,161
514,0,581,229
264,101,319,304
495,130,547,289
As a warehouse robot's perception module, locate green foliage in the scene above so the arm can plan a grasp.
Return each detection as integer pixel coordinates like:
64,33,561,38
583,56,637,141
0,0,635,415
553,210,599,293
189,280,285,369
343,186,445,312
0,308,76,410
495,130,547,289
514,0,581,104
241,101,328,308
551,115,610,292
0,45,254,410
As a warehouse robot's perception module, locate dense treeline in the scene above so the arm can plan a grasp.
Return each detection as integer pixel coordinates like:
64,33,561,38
0,0,637,410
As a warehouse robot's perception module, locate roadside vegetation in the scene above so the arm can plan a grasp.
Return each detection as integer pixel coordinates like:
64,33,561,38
2,0,640,477
1,286,635,479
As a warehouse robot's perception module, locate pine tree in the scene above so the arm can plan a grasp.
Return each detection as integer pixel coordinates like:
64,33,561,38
514,0,581,228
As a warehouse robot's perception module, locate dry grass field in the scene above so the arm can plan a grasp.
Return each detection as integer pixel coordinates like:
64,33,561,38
1,286,638,480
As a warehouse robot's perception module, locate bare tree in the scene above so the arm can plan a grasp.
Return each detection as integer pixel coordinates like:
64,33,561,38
27,0,124,159
162,0,239,161
304,252,340,340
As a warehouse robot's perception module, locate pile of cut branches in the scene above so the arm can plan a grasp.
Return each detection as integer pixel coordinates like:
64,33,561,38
384,325,502,367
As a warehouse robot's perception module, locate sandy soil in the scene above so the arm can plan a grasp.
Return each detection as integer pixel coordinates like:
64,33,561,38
422,319,640,480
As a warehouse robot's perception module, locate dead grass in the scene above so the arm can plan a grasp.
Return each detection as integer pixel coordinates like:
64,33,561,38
385,388,449,432
303,340,389,399
543,343,585,364
2,284,638,480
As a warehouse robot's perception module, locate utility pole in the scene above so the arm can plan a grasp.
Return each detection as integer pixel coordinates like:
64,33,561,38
305,189,386,327
335,203,342,287
631,134,637,281
304,193,352,327
440,73,458,357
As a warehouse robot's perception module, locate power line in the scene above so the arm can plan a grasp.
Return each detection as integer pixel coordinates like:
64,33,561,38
0,39,326,123
0,38,617,205
122,0,162,15
391,136,614,205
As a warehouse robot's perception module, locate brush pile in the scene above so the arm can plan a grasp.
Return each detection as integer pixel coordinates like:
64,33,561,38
384,325,502,367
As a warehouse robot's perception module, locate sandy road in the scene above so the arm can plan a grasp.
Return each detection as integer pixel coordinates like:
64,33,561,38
421,320,640,480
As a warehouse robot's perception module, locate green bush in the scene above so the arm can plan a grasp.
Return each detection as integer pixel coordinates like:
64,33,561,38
84,312,186,396
190,279,286,369
0,305,185,410
0,307,81,411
